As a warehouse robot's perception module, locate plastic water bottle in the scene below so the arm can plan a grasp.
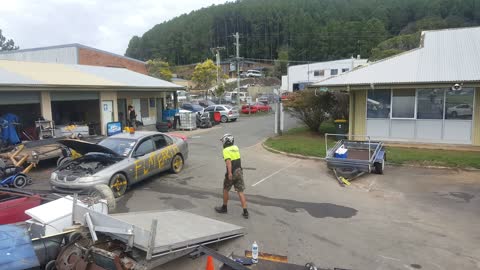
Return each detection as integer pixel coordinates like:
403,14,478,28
252,241,259,263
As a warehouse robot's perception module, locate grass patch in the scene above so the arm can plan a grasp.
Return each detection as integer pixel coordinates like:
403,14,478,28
265,126,480,169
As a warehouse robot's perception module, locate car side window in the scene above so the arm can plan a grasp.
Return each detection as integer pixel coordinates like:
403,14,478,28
215,106,225,112
134,138,155,157
205,106,214,112
153,135,170,149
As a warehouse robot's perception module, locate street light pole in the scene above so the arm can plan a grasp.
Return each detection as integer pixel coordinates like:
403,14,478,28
234,32,240,105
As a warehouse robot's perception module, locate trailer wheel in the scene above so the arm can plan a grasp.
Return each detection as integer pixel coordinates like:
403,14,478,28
374,161,384,174
13,174,28,188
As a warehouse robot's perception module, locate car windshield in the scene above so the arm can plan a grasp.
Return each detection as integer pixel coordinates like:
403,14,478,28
98,138,137,157
224,105,232,110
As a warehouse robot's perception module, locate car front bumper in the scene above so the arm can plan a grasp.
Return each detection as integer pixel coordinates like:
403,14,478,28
50,175,109,193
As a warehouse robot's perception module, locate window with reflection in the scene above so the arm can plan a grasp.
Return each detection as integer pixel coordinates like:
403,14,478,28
392,89,415,118
417,89,445,119
445,88,474,120
367,89,391,118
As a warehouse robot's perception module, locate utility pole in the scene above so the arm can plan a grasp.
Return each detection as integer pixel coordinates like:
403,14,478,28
210,47,225,86
233,32,241,104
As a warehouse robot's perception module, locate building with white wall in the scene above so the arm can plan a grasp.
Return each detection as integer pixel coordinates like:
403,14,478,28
284,58,368,92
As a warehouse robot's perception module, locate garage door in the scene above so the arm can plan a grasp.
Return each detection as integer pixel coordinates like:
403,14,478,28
0,92,40,105
51,91,99,101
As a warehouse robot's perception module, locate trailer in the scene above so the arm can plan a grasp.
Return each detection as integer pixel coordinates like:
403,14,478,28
325,134,386,186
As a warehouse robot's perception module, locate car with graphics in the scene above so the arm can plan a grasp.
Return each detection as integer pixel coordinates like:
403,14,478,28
50,131,188,197
204,105,239,122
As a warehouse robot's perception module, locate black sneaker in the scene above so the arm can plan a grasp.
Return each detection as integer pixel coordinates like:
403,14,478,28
242,209,249,219
215,205,228,213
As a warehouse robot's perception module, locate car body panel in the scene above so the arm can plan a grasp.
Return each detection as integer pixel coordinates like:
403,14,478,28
50,131,188,193
58,139,120,157
205,105,239,121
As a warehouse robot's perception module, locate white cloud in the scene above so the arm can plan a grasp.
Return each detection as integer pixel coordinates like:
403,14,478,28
0,0,229,55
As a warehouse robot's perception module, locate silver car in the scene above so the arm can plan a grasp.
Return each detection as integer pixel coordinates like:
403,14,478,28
204,105,239,123
50,131,188,197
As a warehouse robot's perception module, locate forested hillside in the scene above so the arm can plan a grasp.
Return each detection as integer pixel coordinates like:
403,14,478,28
126,0,479,64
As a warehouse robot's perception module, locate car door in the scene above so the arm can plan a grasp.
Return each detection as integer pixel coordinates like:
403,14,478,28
129,137,156,183
152,134,175,172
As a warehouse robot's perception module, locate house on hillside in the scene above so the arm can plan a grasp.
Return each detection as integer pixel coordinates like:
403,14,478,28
284,57,368,92
311,27,480,146
0,43,147,74
220,59,273,78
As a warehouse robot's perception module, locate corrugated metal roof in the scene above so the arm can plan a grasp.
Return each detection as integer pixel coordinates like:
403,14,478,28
0,60,183,90
313,26,480,87
0,43,146,64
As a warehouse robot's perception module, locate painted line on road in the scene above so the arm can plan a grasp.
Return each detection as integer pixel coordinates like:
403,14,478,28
251,159,301,187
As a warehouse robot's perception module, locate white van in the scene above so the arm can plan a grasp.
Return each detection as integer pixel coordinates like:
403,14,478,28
246,70,262,77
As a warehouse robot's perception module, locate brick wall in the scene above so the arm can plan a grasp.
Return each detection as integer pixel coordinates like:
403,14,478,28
78,48,147,74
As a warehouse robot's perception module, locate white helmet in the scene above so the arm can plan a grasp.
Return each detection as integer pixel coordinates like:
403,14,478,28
220,133,234,145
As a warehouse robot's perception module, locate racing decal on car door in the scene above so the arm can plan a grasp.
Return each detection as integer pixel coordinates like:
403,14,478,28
133,145,180,179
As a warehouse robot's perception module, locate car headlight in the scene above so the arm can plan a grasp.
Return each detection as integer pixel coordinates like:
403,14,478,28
77,176,102,183
50,172,57,180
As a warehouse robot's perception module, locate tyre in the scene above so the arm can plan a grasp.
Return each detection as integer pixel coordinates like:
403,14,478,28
90,184,116,211
45,260,56,270
374,161,384,174
109,173,128,198
57,156,72,167
170,154,184,174
221,115,228,123
13,174,28,188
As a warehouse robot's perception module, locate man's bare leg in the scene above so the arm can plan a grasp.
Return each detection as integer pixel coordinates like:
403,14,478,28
223,189,229,205
238,192,247,209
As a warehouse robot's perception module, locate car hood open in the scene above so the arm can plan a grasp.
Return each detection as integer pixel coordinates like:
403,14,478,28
58,139,120,157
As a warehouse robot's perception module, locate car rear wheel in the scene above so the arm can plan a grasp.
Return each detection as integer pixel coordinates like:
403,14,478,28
109,173,128,198
170,154,184,174
221,115,228,123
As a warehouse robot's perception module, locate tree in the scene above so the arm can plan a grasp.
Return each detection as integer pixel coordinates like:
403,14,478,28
146,59,173,81
283,90,336,132
191,59,218,89
272,47,288,79
0,29,19,51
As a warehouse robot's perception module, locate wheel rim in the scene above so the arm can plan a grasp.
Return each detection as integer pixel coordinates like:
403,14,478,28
221,116,227,123
14,176,26,187
110,175,127,196
172,156,183,173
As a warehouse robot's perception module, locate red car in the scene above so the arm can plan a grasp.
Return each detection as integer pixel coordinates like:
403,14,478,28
281,92,294,100
0,190,42,224
241,102,272,114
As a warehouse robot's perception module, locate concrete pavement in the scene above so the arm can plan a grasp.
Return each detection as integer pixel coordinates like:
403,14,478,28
114,115,480,270
27,114,480,269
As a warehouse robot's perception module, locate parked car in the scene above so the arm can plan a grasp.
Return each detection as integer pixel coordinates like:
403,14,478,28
447,104,473,118
50,131,188,197
204,105,239,123
181,103,204,114
258,93,280,104
281,92,294,101
241,102,272,114
177,90,188,102
198,100,216,108
246,70,262,77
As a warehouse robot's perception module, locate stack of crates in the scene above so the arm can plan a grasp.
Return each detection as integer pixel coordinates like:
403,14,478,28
178,111,197,130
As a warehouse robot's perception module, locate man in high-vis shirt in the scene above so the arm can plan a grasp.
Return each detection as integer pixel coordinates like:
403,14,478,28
215,133,249,219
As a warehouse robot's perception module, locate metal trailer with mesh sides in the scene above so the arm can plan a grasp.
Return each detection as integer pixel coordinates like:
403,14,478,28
67,201,245,269
325,134,386,186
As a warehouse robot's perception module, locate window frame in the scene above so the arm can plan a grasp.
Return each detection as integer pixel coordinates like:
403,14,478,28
132,137,155,157
390,89,417,120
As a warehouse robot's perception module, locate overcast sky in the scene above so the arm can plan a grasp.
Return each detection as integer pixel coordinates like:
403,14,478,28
0,0,228,55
